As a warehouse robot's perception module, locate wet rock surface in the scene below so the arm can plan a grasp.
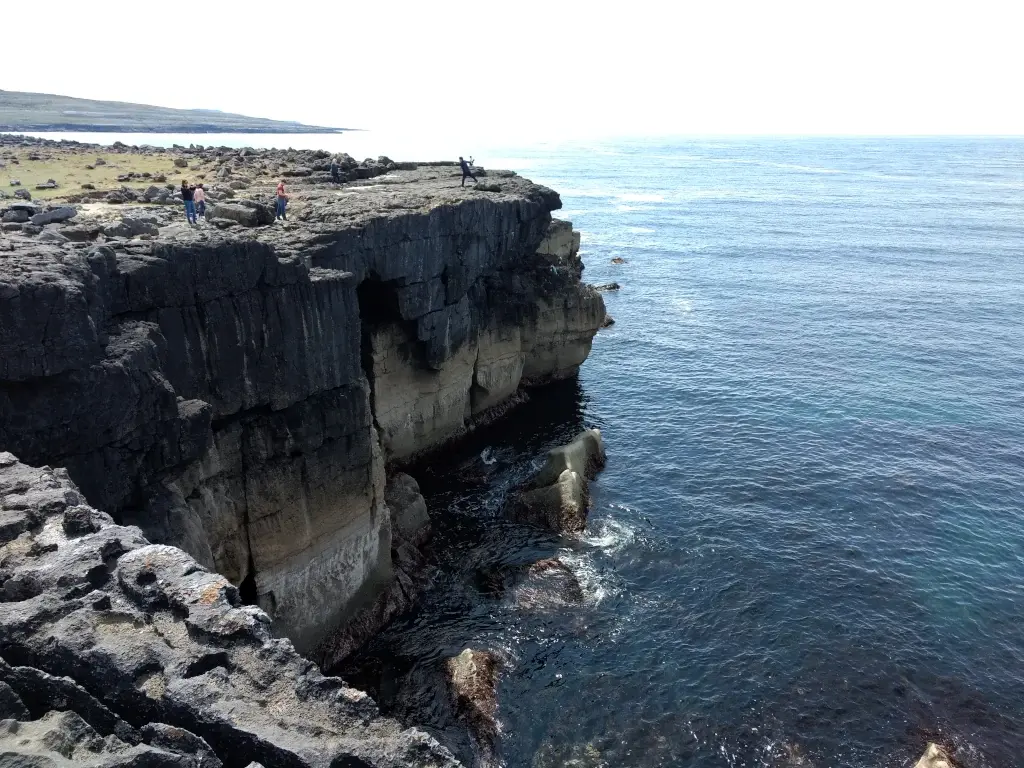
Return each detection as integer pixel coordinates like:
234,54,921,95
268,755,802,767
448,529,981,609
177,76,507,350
511,429,607,533
0,454,460,767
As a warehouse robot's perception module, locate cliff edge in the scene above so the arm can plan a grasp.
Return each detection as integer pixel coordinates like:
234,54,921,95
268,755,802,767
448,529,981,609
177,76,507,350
0,141,605,665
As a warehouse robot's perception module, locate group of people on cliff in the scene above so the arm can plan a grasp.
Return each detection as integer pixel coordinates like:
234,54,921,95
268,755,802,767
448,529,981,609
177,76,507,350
180,180,206,225
179,179,289,225
179,154,477,227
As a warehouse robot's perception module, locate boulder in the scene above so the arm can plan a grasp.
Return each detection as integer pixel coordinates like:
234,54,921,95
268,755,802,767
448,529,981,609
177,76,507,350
511,558,585,610
512,469,588,533
95,157,107,165
385,472,430,547
1,209,29,223
30,206,77,226
283,167,313,177
62,223,103,242
103,217,160,239
38,230,69,243
13,188,30,200
914,743,954,768
533,429,606,488
444,649,501,751
592,282,620,292
510,429,606,534
206,201,274,227
173,157,189,168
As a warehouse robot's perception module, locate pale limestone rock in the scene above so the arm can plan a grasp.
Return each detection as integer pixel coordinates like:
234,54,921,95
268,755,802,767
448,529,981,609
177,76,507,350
511,430,606,534
914,743,954,768
473,323,525,414
533,428,607,488
370,323,478,461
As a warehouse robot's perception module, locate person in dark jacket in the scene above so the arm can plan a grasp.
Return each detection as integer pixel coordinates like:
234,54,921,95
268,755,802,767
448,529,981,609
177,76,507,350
330,158,341,183
459,156,477,187
181,180,197,225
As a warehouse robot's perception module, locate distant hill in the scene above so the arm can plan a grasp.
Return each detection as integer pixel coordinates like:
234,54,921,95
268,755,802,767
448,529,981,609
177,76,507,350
0,90,347,133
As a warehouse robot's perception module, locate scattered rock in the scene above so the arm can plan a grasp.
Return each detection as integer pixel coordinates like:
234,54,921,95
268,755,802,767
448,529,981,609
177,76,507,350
283,167,313,177
474,183,502,193
80,182,96,190
9,179,21,186
34,179,58,190
914,743,954,768
209,217,238,230
592,282,620,291
173,157,189,168
602,315,615,328
95,157,107,165
30,206,77,226
610,257,627,265
14,188,30,200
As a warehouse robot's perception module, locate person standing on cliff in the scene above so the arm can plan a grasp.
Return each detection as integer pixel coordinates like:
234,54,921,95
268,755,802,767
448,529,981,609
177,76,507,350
459,156,477,187
193,184,206,221
180,180,197,225
276,180,288,221
330,157,341,184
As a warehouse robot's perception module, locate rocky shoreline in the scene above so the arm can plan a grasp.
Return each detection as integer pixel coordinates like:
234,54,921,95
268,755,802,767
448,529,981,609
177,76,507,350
0,134,607,766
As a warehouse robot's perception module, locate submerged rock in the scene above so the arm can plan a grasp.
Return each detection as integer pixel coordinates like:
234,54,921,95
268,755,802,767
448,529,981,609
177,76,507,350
914,743,954,768
445,649,502,758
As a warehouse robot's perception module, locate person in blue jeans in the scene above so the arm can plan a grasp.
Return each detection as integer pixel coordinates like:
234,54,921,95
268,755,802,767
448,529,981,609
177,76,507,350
276,180,288,220
180,180,197,225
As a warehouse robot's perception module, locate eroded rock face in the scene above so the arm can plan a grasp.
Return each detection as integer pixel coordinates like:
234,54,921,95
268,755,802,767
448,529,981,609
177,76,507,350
0,163,604,659
511,429,607,534
0,455,460,768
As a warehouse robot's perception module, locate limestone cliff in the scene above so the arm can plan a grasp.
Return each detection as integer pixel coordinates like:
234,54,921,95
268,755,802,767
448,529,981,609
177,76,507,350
0,164,605,661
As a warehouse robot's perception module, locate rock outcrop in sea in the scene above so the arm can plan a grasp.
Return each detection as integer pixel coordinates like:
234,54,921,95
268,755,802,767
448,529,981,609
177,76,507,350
0,137,606,766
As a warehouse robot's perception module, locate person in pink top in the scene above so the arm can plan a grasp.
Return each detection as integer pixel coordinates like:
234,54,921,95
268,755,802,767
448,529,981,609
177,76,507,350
193,184,206,220
275,180,288,221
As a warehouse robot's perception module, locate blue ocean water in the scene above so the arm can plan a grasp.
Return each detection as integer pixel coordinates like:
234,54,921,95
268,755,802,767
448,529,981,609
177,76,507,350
348,138,1024,768
30,132,1023,766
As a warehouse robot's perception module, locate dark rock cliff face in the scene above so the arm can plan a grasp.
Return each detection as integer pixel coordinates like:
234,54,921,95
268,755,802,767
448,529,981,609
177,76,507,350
0,168,605,668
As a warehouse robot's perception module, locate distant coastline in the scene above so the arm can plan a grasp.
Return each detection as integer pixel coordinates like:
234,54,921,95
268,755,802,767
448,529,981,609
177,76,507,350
0,89,349,134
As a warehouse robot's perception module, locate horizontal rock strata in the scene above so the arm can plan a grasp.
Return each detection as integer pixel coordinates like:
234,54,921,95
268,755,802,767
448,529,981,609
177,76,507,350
0,156,605,661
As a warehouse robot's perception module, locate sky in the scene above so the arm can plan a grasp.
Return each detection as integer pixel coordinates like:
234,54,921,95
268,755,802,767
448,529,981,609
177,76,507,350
4,0,1023,139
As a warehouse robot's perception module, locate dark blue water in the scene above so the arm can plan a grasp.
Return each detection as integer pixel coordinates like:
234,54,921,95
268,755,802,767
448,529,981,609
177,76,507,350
345,138,1024,767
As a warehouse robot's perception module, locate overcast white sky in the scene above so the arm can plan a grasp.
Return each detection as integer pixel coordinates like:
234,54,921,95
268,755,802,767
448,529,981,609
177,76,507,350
5,0,1023,138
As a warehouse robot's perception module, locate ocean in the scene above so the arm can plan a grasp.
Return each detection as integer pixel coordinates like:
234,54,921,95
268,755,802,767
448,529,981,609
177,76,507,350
26,133,1024,766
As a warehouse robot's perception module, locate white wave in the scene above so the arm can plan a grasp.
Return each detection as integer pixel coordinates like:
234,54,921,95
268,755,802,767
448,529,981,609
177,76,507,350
616,193,666,203
480,447,497,465
625,226,655,234
555,551,615,605
580,517,637,554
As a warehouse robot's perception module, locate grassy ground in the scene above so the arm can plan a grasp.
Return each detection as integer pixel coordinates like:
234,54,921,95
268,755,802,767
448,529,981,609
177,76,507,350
1,147,220,201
